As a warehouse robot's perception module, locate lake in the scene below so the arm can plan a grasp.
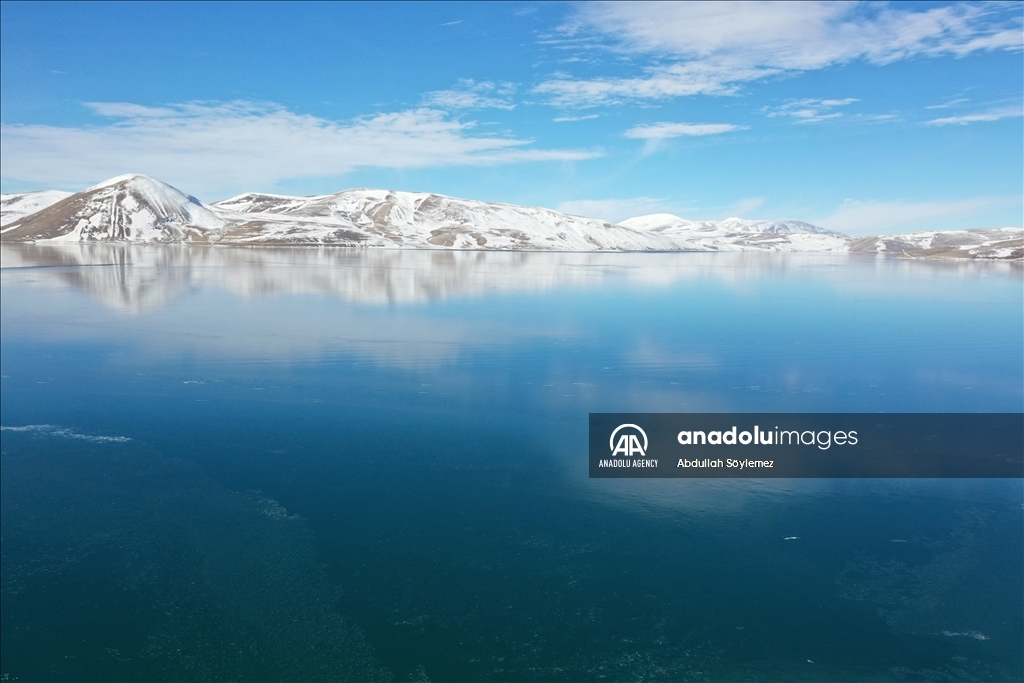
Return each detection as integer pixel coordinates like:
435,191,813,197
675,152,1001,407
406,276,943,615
2,244,1022,682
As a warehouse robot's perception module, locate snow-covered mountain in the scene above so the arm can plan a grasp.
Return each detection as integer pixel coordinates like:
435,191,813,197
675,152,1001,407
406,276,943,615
1,190,73,226
1,175,678,251
2,175,1020,259
2,175,829,252
848,228,1023,260
210,188,681,250
620,214,848,252
1,175,224,242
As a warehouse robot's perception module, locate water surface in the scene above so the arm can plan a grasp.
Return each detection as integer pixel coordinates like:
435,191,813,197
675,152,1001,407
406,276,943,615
2,245,1022,681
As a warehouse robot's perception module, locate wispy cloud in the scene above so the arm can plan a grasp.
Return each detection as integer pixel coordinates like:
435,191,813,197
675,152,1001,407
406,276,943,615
88,102,180,118
0,101,599,198
813,196,1017,235
439,20,463,27
553,114,599,122
422,79,517,110
733,197,766,215
926,105,1023,125
624,121,747,154
556,196,674,223
925,97,970,109
624,122,747,138
536,2,1023,106
763,98,858,123
535,62,767,107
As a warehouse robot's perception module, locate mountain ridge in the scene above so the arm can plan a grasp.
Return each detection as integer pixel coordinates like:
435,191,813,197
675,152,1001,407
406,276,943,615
2,175,1020,259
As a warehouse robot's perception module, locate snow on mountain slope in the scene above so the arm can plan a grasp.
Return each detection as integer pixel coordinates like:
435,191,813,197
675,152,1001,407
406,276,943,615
3,176,1018,259
1,175,224,242
0,175,680,251
848,228,1023,260
1,190,74,226
212,189,681,250
624,214,839,235
620,214,848,252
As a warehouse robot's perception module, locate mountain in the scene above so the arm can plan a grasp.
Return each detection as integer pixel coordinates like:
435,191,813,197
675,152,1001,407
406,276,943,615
2,175,1020,259
209,188,682,250
620,214,849,252
0,175,224,242
1,190,73,226
1,176,679,251
848,228,1024,260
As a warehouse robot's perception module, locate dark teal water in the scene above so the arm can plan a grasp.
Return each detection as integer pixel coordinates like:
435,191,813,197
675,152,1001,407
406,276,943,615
2,245,1022,682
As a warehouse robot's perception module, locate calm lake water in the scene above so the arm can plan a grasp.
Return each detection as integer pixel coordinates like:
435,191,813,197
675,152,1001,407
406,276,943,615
2,244,1022,682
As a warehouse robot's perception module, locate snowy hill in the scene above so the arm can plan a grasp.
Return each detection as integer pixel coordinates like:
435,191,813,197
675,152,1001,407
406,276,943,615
848,228,1023,260
1,175,224,242
1,190,73,226
210,189,681,250
620,214,849,252
2,175,1020,259
1,175,678,251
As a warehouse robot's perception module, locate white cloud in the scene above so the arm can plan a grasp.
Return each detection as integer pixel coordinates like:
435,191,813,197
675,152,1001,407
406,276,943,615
535,62,769,106
558,195,771,222
536,2,1023,106
624,122,746,138
733,197,766,215
86,102,180,118
556,196,674,223
422,79,517,110
764,98,858,123
925,97,970,109
0,101,598,198
926,105,1023,125
553,114,600,122
813,196,1016,235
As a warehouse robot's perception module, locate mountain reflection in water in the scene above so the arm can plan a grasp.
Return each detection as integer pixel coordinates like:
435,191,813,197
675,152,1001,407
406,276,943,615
3,243,1020,311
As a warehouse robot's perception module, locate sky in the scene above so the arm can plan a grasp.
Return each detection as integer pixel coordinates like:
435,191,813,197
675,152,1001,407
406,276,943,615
0,1,1021,235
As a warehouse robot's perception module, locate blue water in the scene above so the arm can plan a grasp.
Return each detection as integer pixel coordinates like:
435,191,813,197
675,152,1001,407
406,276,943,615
2,245,1022,681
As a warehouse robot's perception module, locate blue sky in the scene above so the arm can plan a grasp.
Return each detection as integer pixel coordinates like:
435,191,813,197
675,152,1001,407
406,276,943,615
1,1,1021,234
